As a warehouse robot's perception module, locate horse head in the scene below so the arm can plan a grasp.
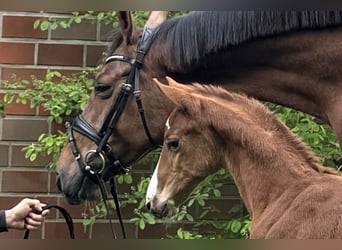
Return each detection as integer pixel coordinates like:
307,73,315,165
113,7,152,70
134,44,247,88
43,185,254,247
56,11,168,205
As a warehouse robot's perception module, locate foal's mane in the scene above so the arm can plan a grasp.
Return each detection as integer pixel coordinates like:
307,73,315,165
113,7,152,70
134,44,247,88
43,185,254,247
178,83,339,175
152,11,342,69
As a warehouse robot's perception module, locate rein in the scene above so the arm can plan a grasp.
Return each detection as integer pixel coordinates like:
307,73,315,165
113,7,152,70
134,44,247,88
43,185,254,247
66,27,158,239
24,204,74,239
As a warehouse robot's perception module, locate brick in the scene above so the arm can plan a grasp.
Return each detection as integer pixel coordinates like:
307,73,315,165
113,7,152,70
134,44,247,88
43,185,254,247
0,144,9,166
11,144,52,168
100,23,115,42
2,170,48,193
49,172,59,193
38,44,83,66
86,45,107,66
1,67,46,84
2,15,47,39
0,196,23,209
138,222,181,239
91,221,136,239
58,198,88,219
220,182,240,196
44,221,88,239
50,120,68,134
0,42,34,64
51,19,97,41
0,96,36,116
0,117,48,141
0,226,41,239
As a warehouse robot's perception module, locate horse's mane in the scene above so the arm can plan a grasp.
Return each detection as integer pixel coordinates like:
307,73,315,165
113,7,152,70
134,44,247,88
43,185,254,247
152,11,342,70
179,83,339,175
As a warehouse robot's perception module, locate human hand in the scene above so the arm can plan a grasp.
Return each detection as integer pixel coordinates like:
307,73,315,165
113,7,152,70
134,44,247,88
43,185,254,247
5,198,49,230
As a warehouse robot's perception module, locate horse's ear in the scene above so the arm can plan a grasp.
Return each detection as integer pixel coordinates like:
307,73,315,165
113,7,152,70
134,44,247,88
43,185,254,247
116,11,135,44
145,11,167,28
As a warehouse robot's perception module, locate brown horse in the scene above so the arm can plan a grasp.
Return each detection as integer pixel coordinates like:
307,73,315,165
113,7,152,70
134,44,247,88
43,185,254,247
146,77,342,239
57,11,342,204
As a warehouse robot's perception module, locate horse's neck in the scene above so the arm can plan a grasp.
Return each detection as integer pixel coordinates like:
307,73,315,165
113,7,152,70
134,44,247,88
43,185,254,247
149,28,342,122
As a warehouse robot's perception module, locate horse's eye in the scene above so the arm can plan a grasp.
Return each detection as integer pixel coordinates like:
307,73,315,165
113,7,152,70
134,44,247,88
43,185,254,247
95,83,111,94
166,138,180,151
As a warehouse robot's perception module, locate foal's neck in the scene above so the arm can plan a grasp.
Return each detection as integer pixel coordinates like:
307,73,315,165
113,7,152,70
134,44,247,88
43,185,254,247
215,97,321,217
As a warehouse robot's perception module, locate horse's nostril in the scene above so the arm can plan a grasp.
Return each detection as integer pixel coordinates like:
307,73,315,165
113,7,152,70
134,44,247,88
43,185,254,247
146,201,151,211
56,175,62,192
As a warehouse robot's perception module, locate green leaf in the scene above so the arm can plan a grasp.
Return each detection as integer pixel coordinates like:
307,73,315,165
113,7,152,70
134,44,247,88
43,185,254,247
144,213,156,224
74,17,82,24
59,21,68,29
138,219,145,230
40,20,50,31
186,214,194,222
29,153,37,162
230,220,242,233
124,174,133,184
213,189,221,197
50,22,58,30
33,19,40,29
45,137,54,147
177,228,184,239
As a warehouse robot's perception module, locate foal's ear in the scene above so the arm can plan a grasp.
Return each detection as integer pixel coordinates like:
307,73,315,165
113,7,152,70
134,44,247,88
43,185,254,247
145,11,167,28
153,78,183,103
117,11,135,44
153,77,199,109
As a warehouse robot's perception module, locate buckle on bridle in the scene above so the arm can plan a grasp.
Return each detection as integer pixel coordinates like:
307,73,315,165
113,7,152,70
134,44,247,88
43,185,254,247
84,150,106,175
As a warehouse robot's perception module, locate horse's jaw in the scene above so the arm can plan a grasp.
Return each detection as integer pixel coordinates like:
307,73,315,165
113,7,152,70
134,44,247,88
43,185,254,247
56,169,100,205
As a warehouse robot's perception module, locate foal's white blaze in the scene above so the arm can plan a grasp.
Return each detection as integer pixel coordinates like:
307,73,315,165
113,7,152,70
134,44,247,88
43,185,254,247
146,117,171,205
165,117,171,130
146,157,159,204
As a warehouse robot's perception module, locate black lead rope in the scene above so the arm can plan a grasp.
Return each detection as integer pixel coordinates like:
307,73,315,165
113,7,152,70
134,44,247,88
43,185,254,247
24,205,74,239
94,174,127,239
109,177,127,239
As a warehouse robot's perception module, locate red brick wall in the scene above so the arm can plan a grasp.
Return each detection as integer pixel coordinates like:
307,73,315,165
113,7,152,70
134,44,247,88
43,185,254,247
0,11,113,239
0,11,244,239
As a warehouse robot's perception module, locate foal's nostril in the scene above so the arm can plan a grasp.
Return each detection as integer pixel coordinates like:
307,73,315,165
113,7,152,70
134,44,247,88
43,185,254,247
161,202,169,217
146,201,151,211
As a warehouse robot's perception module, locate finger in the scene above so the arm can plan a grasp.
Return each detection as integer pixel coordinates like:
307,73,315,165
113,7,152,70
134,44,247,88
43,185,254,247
32,202,46,212
25,217,41,228
28,212,44,221
41,209,50,216
25,223,38,230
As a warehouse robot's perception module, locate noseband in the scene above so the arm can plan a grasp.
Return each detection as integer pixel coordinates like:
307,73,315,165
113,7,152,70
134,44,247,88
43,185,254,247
66,27,157,238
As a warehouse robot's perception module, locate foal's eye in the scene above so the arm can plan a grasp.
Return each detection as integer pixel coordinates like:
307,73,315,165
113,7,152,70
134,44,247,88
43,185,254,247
166,138,180,151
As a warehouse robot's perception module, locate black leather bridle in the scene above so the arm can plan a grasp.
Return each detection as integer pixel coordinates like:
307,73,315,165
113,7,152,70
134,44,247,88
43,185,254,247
66,27,158,239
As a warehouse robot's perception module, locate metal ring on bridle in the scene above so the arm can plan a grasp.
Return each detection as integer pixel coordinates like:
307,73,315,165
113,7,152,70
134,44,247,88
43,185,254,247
84,150,106,174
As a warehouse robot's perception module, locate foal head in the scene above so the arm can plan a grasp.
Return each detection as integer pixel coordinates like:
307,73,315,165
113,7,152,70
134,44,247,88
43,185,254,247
146,77,224,217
